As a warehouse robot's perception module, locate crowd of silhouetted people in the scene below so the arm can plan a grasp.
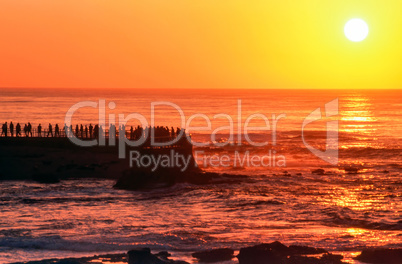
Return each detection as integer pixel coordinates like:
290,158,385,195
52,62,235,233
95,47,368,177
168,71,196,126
1,121,186,142
1,122,62,138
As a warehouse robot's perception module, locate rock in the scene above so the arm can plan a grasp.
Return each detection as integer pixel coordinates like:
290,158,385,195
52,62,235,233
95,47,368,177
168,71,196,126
354,248,402,264
288,254,344,264
12,253,127,264
238,242,345,264
237,241,289,264
32,173,60,183
155,251,171,259
289,245,327,255
128,248,189,264
192,248,234,262
42,160,53,165
128,248,165,264
312,169,325,174
53,261,84,264
320,253,344,263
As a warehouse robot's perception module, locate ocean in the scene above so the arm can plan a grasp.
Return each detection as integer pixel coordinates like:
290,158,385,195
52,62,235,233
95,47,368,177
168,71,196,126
0,88,401,263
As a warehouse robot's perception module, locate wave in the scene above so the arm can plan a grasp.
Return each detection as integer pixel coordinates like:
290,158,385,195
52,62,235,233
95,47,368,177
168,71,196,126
0,236,128,252
323,210,402,231
0,232,208,253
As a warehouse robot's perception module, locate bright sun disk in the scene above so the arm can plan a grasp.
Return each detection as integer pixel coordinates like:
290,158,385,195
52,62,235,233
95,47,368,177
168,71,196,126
344,18,369,42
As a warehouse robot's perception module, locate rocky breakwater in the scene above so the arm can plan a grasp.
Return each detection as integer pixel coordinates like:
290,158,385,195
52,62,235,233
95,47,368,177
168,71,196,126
0,137,249,187
0,137,130,182
0,137,198,183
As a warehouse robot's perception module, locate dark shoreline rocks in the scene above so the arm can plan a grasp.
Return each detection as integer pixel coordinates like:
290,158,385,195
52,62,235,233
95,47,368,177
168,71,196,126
192,248,234,262
10,243,402,264
354,248,402,264
128,248,189,264
9,253,127,264
237,241,345,264
32,172,60,184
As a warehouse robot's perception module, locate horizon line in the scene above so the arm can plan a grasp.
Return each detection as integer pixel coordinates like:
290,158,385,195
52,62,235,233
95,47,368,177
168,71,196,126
0,87,401,90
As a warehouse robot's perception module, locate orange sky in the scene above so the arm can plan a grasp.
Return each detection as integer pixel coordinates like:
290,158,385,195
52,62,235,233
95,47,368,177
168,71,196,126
0,0,401,89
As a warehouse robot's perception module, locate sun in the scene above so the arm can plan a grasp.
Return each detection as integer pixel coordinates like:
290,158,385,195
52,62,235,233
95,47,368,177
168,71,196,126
344,19,369,42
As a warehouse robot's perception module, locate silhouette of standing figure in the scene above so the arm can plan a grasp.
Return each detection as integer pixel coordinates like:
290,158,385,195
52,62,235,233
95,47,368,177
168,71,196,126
9,122,14,137
37,124,42,137
1,122,7,137
55,124,60,137
24,124,28,137
64,124,68,137
80,124,83,138
28,122,32,137
85,125,88,138
47,123,53,137
89,124,93,139
75,125,79,137
94,125,99,139
171,127,175,139
99,125,103,138
16,123,21,137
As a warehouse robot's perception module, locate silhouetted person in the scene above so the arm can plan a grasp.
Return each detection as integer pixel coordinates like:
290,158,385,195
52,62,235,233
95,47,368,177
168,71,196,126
9,122,14,137
27,122,32,137
138,126,143,139
16,123,21,137
130,126,134,139
84,125,88,138
37,124,42,137
47,123,53,137
89,124,93,138
80,124,83,138
171,127,175,139
55,124,60,137
94,125,99,139
64,124,69,137
1,122,7,137
75,125,79,137
24,124,28,137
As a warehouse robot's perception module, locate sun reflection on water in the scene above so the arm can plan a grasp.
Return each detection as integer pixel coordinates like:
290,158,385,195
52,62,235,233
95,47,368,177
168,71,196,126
340,95,377,135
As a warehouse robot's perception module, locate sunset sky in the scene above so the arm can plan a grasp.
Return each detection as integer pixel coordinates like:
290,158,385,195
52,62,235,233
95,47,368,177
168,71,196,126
0,0,401,89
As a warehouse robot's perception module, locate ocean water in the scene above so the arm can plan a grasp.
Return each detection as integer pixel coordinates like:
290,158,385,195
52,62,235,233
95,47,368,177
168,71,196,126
0,88,401,263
